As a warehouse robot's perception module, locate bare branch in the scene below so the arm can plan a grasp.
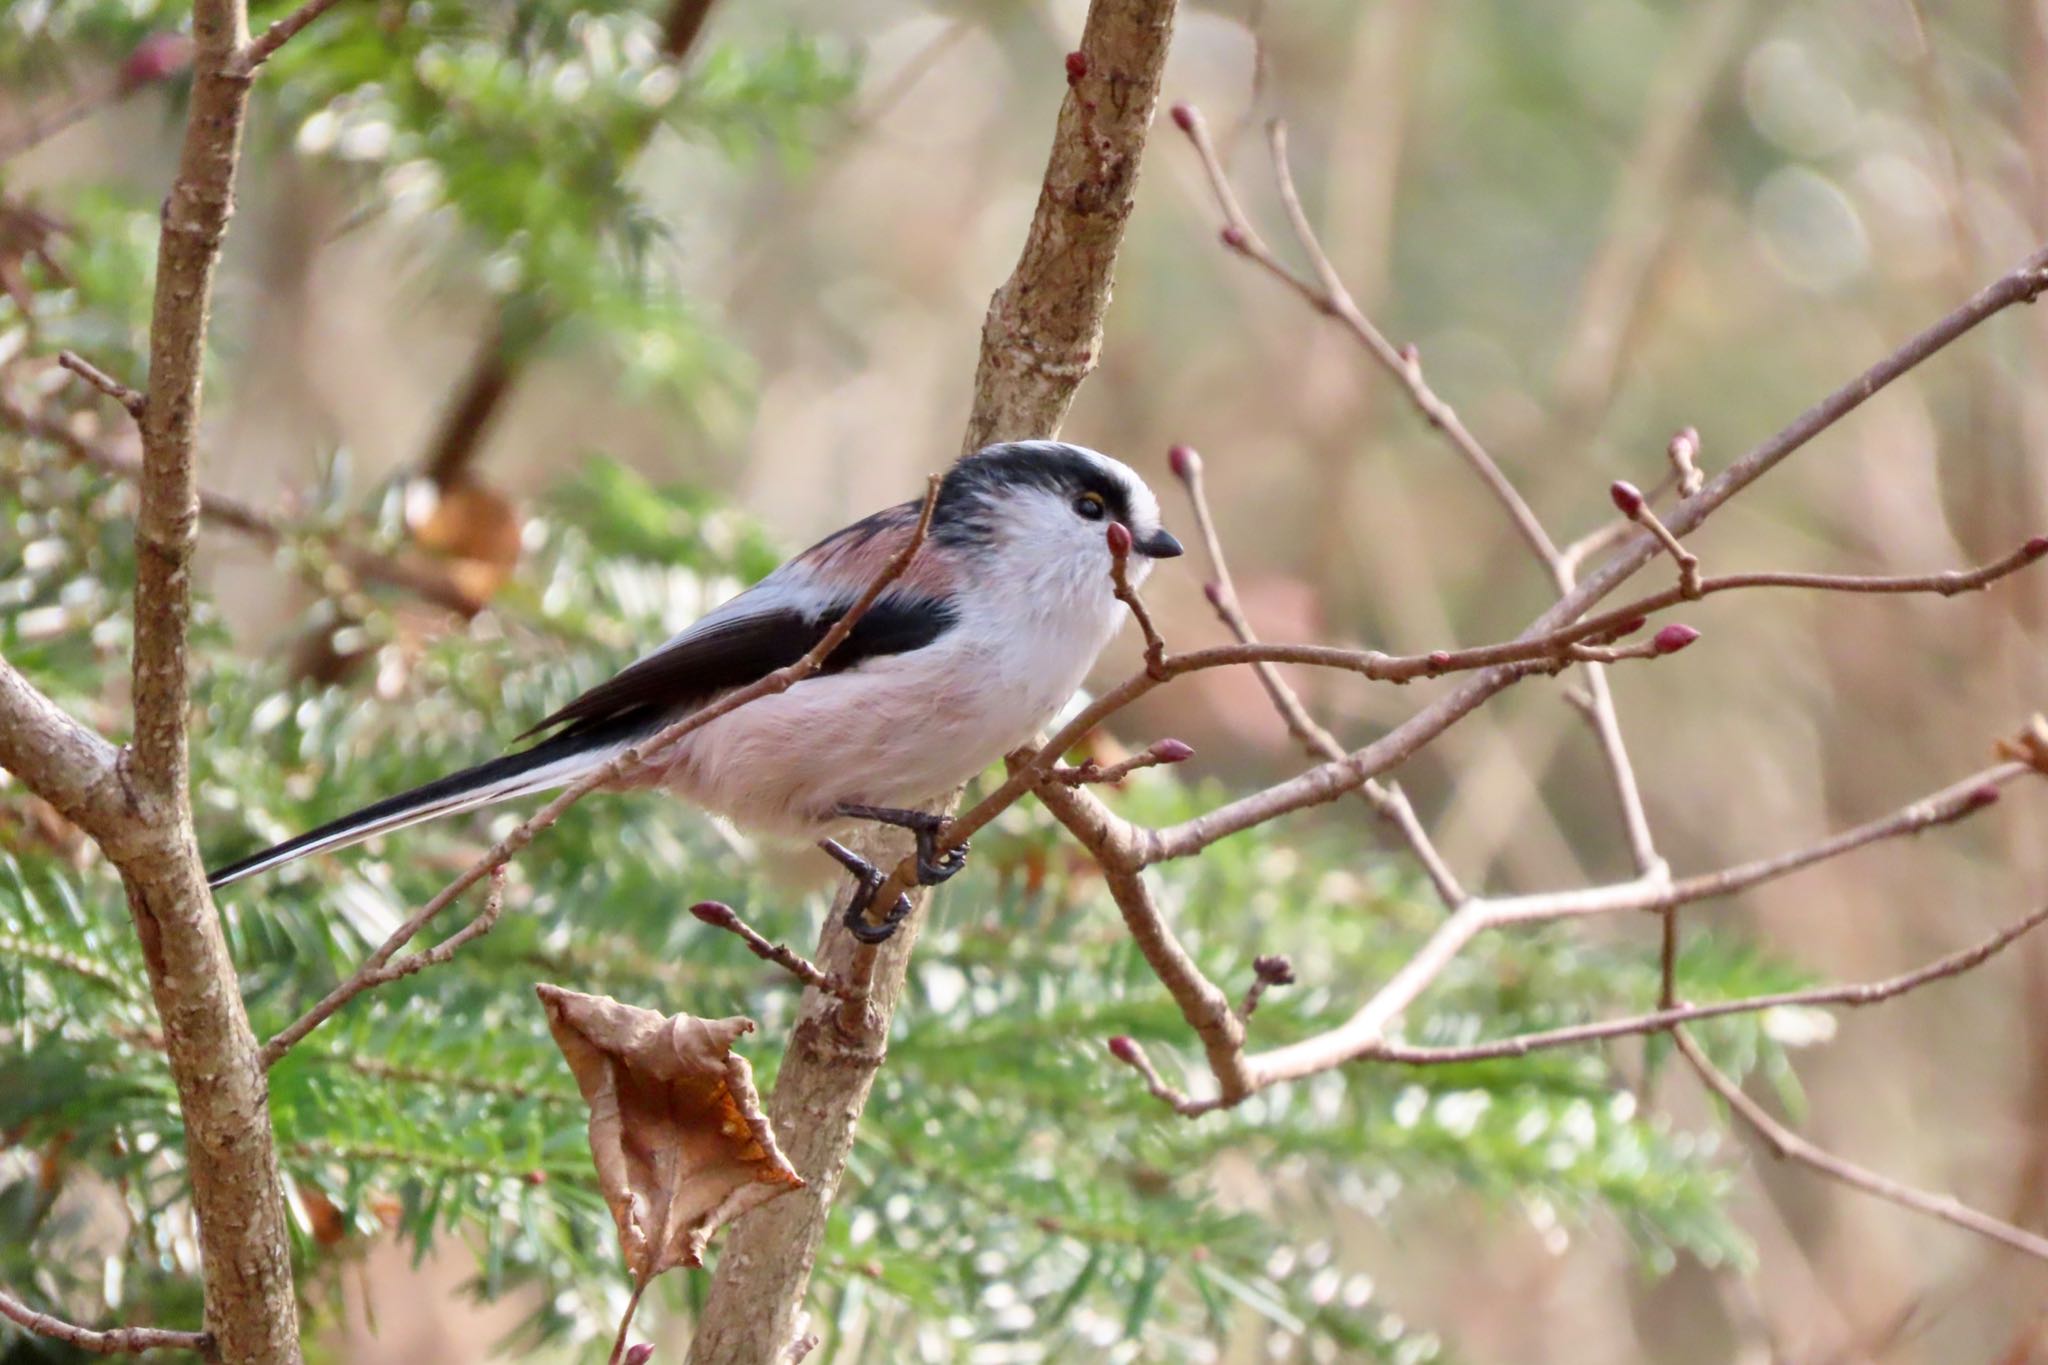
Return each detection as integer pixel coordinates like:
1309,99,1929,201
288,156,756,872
1239,954,1295,1020
1172,442,1467,905
1033,776,1251,1106
57,351,144,417
1676,1029,2048,1262
1105,521,1166,678
0,390,484,614
1175,107,1559,567
1103,1032,1219,1117
1370,902,2048,1065
1128,758,2026,1108
690,900,843,995
261,478,941,1067
1053,737,1194,786
1609,479,1702,597
0,1288,210,1357
0,655,126,842
236,0,353,74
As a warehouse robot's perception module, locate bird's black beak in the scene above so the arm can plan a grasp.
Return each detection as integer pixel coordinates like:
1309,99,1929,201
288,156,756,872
1139,529,1184,559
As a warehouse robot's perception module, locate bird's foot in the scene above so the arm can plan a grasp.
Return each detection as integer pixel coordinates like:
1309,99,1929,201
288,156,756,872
818,837,914,945
834,803,970,887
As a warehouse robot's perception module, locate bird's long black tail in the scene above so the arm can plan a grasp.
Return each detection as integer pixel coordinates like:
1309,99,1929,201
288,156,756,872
206,728,632,890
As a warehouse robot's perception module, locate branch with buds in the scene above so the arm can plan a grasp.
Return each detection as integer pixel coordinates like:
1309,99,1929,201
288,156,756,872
1012,102,2048,1270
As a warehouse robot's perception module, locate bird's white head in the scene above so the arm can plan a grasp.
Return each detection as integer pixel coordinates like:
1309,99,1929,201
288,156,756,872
931,442,1183,600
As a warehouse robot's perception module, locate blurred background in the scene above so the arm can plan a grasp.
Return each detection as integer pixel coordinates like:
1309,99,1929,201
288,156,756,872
6,0,2048,1361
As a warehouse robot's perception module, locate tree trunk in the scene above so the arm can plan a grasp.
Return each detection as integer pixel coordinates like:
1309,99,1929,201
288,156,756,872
685,1,1179,1359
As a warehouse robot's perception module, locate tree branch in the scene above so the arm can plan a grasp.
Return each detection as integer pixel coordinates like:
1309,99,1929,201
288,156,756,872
1675,1029,2048,1262
689,5,1180,1357
101,1,308,1358
1369,901,2048,1065
236,0,353,74
0,1288,210,1357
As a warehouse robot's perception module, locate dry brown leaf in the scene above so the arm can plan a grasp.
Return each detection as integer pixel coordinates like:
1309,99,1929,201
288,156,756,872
535,985,802,1282
407,479,522,608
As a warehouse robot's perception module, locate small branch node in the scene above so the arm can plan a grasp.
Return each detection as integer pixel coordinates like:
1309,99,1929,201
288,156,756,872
1611,478,1703,596
56,351,145,419
690,900,844,995
1104,1035,1218,1117
1240,953,1296,1019
1667,426,1705,497
1055,738,1194,786
1996,714,2048,778
1107,522,1168,678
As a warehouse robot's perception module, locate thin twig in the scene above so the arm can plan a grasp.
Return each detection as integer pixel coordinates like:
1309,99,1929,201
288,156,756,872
1174,444,1468,904
606,1279,648,1365
1369,902,2048,1064
259,479,942,1066
57,351,144,418
237,0,353,73
1121,758,2026,1107
0,1289,209,1357
690,900,842,994
1106,522,1166,679
1610,479,1702,597
259,871,508,1071
1053,738,1194,786
1239,954,1295,1020
0,391,481,614
1676,1029,2048,1261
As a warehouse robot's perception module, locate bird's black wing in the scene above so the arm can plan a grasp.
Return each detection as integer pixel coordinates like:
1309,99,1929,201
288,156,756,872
516,594,958,743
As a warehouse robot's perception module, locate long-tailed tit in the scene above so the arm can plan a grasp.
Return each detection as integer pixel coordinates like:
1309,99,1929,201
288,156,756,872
208,441,1184,941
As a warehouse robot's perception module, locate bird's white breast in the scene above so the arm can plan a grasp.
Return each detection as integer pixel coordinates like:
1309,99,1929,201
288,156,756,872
651,540,1131,838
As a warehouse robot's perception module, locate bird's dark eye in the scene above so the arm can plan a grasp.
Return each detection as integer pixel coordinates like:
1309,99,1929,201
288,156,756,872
1073,491,1107,521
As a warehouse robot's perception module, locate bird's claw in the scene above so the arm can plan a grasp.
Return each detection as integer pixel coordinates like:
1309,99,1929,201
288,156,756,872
843,875,914,944
915,828,969,886
820,835,915,944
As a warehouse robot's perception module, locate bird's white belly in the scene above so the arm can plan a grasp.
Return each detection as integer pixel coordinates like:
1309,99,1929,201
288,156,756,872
651,628,1100,838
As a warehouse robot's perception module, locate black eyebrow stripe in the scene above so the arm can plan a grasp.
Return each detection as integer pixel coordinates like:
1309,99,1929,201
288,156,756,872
935,443,1136,545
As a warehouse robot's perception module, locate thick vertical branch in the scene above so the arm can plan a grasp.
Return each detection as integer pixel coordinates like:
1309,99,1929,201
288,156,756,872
958,0,1177,453
113,3,306,1361
688,4,1177,1360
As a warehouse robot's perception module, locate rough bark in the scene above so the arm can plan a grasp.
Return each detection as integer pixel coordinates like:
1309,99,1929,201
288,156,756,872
959,0,1179,455
101,1,304,1358
685,2,1177,1359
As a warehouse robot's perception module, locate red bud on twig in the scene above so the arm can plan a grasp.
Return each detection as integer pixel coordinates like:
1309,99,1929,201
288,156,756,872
689,901,739,929
1168,444,1200,482
1609,481,1646,518
1964,784,2003,811
1203,581,1226,609
1615,616,1648,636
1151,739,1195,764
1220,225,1248,251
2026,536,2048,561
1107,1035,1142,1066
1652,624,1700,654
625,1345,655,1365
1106,521,1133,558
1252,954,1295,986
1065,50,1089,84
1170,102,1197,134
1426,651,1451,672
118,34,193,92
524,1169,548,1186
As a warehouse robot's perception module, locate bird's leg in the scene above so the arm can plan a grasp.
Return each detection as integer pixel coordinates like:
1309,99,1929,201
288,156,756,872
818,837,914,944
834,802,969,886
